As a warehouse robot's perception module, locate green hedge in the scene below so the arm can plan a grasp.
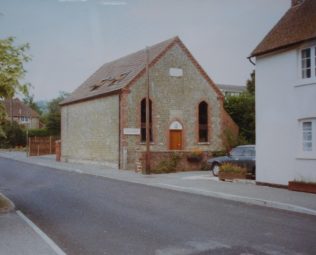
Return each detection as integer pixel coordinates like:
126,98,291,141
27,128,51,137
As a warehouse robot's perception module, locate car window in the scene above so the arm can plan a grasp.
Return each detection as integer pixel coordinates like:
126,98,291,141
244,147,255,156
230,147,244,156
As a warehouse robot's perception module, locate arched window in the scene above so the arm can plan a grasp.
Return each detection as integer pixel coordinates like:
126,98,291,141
199,101,208,142
141,98,153,142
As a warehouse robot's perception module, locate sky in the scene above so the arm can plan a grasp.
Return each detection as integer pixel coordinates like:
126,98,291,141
0,0,290,101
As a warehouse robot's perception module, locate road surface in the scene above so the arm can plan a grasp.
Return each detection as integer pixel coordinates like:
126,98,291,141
0,157,315,255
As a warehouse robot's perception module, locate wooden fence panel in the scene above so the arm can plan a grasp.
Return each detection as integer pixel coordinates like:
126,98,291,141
28,136,59,156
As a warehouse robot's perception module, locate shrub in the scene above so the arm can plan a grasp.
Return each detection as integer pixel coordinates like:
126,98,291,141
0,121,26,148
27,128,51,137
219,163,247,175
200,161,210,171
151,153,181,174
212,150,227,157
187,148,203,162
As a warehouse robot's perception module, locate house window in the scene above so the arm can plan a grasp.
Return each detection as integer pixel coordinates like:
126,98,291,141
198,101,208,142
140,98,153,142
301,48,311,78
20,116,28,122
302,121,312,152
300,47,316,79
298,118,316,158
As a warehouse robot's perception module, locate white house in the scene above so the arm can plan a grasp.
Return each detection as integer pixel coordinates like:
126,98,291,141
250,0,316,186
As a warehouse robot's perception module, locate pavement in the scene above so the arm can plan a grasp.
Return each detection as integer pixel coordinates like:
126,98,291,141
0,208,65,255
0,150,316,255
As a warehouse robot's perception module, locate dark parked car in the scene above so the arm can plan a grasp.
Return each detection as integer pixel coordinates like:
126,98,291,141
208,145,256,179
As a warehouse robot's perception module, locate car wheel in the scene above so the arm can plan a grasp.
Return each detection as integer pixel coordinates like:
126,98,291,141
211,162,220,176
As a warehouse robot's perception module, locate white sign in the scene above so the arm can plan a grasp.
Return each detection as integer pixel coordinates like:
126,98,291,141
169,68,183,77
123,128,141,135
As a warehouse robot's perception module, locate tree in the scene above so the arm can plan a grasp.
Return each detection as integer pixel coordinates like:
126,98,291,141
224,70,256,144
0,37,31,137
0,37,30,100
0,120,26,148
23,93,42,115
45,92,69,136
246,70,255,96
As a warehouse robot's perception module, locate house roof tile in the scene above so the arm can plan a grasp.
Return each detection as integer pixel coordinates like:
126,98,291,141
2,98,39,118
250,0,316,57
61,36,222,106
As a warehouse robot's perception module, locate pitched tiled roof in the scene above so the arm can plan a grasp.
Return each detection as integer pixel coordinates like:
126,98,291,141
61,36,222,106
250,0,316,57
2,98,39,118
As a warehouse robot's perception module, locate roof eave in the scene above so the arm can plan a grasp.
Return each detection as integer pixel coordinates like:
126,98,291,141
250,37,316,58
60,89,122,107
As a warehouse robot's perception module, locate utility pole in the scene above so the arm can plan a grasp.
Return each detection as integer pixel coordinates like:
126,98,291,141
10,98,13,124
145,47,151,174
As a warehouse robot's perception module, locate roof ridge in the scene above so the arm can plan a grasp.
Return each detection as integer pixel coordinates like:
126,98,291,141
98,36,178,69
60,36,179,105
60,36,224,106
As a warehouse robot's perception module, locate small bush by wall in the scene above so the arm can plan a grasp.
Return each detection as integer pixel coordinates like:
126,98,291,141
212,150,227,157
218,163,247,181
151,153,181,174
135,150,213,173
220,163,247,174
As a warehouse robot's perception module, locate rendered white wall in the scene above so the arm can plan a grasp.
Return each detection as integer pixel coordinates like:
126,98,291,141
256,46,316,185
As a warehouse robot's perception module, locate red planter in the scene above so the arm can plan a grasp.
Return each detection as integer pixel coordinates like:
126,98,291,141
288,181,316,194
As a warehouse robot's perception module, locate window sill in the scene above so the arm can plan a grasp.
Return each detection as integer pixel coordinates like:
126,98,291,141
294,78,316,88
197,142,210,145
296,154,316,160
139,142,155,145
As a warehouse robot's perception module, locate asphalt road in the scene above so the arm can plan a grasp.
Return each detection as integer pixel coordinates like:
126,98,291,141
0,157,316,255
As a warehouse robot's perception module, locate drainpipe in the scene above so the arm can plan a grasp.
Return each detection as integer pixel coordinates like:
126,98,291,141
145,47,151,174
10,98,13,124
118,93,121,169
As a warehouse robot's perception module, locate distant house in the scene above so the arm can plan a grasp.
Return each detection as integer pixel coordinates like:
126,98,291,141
2,98,40,129
217,84,246,98
60,37,238,170
250,0,316,185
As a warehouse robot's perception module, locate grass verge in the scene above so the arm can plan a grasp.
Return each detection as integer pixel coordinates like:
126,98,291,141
0,193,15,214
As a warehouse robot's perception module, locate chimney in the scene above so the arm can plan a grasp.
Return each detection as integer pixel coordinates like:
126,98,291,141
292,0,304,7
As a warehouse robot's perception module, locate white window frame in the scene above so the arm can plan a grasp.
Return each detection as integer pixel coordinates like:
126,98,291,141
298,118,316,159
298,45,316,83
20,116,29,123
